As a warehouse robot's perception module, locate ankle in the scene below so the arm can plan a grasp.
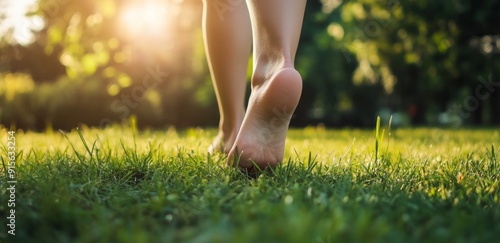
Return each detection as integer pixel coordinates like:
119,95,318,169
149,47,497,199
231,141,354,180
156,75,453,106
218,118,242,136
251,56,295,88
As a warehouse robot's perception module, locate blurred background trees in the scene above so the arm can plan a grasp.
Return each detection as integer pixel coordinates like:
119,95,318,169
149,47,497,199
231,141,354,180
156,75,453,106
1,0,499,130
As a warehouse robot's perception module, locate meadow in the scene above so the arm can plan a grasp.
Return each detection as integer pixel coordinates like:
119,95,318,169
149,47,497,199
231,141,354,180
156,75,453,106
1,124,499,242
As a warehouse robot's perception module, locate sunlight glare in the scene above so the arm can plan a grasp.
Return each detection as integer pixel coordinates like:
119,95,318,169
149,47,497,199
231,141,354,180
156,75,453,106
0,0,45,46
119,1,171,39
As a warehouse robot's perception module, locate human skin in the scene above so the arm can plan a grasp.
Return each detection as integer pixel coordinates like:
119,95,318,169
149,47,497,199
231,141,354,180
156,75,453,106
202,0,307,170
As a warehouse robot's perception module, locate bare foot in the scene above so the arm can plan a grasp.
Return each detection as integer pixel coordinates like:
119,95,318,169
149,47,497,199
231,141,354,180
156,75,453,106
208,129,238,154
208,113,244,154
227,68,302,169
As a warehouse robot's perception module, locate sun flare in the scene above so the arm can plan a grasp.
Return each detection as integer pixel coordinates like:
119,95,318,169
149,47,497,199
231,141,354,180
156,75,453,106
118,1,172,38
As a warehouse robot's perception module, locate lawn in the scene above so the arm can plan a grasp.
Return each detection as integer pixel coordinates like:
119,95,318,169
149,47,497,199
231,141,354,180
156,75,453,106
1,124,499,242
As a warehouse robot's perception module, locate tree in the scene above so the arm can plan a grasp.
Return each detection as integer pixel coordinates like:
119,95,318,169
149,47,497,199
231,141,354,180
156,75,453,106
334,0,500,125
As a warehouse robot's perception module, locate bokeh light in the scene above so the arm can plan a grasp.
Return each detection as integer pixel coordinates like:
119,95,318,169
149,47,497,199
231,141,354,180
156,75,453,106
0,0,45,46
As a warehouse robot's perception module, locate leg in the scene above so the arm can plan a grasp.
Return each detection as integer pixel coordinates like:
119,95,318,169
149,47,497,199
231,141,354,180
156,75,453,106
227,0,306,169
202,0,252,153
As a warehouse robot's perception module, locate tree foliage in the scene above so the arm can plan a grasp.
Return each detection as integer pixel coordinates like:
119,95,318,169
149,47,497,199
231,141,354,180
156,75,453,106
0,0,499,129
333,0,500,124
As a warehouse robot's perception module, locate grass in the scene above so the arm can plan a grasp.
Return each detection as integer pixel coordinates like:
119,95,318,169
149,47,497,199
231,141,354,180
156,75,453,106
1,124,499,242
